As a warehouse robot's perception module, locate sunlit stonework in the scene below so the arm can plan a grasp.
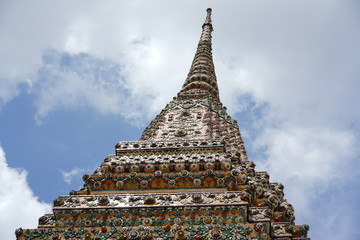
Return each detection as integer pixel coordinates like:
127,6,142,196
16,8,310,240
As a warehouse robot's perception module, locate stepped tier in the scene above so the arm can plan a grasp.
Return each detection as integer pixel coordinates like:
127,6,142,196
17,139,309,239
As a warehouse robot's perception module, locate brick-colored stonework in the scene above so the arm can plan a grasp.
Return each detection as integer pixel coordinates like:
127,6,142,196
16,8,310,240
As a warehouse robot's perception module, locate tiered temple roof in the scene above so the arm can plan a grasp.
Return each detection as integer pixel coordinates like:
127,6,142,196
16,8,310,240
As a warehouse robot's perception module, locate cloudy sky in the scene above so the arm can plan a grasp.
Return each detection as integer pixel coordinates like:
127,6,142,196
1,0,360,239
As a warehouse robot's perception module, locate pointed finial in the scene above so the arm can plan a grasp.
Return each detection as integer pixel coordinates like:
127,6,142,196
205,8,212,24
180,7,219,98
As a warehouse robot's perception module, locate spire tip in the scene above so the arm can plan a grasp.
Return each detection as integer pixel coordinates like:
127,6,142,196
205,8,212,25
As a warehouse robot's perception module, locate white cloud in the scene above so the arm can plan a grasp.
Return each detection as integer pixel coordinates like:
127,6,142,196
33,50,128,123
255,126,358,204
1,1,359,125
64,17,91,54
0,146,51,240
60,167,87,184
247,120,360,239
256,127,357,182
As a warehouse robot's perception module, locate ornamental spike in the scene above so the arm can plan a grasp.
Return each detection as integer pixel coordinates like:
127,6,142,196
180,8,219,98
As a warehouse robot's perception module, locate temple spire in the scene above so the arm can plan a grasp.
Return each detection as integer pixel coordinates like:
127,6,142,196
180,8,219,98
16,8,311,240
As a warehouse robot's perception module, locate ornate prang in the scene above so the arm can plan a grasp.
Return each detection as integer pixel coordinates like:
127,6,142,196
16,8,310,240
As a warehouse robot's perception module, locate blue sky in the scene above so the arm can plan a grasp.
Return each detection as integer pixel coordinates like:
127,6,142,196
1,0,360,239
